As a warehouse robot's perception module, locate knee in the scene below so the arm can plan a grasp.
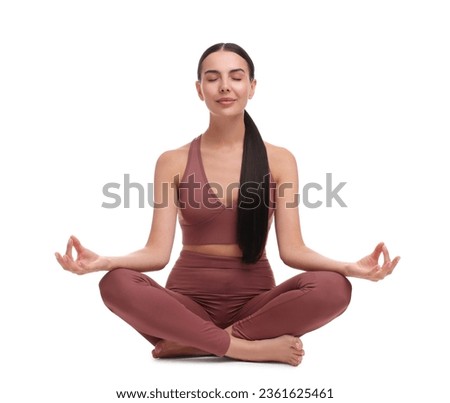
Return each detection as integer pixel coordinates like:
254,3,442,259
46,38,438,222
321,271,352,310
305,271,351,312
98,268,134,306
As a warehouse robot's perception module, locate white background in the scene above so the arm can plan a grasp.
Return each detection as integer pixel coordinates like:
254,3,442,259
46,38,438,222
1,1,449,402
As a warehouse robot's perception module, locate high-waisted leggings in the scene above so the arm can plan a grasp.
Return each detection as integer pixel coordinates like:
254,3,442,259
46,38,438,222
99,250,352,357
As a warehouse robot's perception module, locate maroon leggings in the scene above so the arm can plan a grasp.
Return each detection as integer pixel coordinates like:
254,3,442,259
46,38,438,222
99,250,352,357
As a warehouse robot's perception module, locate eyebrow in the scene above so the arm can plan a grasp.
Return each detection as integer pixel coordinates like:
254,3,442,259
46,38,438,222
203,68,246,75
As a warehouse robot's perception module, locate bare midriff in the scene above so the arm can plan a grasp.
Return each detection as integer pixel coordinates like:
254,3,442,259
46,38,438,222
182,243,243,257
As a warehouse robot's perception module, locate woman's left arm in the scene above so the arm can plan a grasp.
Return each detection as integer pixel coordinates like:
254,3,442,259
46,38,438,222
271,146,400,282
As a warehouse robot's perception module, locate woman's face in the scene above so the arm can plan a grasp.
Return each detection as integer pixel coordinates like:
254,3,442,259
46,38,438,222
196,50,256,118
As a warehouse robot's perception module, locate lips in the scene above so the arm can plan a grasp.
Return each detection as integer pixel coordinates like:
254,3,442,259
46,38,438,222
216,98,236,105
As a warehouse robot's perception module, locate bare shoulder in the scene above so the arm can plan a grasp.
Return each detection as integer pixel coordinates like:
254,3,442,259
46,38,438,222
155,141,191,180
265,142,298,181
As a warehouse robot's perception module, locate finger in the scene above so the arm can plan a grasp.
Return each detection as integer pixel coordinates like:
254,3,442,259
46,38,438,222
379,261,392,278
372,242,384,260
382,244,391,263
61,252,82,272
378,256,400,278
368,265,382,281
77,259,90,272
386,256,401,275
56,251,85,274
71,235,83,253
57,254,74,271
55,252,69,269
65,237,74,260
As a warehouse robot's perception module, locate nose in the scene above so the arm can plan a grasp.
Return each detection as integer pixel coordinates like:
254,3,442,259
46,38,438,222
219,81,230,93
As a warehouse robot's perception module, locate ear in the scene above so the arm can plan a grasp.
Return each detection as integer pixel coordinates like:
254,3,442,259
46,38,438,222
248,79,257,100
195,80,205,101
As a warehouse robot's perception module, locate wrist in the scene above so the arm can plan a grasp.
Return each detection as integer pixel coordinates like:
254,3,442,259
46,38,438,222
343,262,356,277
104,256,115,271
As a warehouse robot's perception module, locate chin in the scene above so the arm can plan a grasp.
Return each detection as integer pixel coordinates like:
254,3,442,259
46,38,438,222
212,108,246,118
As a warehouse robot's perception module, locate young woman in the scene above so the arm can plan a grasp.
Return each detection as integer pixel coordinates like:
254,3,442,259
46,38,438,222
55,43,400,366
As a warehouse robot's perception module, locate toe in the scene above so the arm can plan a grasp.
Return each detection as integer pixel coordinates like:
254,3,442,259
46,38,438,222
152,344,162,358
291,356,302,366
292,338,303,351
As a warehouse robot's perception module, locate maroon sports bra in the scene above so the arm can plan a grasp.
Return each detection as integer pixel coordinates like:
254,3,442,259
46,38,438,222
178,135,276,245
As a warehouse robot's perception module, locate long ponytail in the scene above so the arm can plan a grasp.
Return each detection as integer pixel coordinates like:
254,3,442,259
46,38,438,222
197,43,271,263
237,110,270,263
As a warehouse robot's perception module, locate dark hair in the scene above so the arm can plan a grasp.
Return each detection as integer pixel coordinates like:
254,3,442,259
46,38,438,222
197,43,270,264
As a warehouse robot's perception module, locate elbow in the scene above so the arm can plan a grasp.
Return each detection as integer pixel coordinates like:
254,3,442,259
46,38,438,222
152,255,170,271
158,258,170,270
279,251,296,268
142,245,171,271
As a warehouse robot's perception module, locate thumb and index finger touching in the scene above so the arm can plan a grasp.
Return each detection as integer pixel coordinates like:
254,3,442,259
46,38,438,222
372,241,401,275
55,235,83,262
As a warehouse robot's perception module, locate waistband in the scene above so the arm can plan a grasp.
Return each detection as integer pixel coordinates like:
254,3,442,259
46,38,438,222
174,249,270,270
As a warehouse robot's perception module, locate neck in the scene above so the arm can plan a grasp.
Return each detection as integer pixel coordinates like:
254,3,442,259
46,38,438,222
202,113,245,148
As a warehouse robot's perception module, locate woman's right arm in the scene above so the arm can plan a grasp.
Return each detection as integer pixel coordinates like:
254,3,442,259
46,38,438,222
55,150,182,275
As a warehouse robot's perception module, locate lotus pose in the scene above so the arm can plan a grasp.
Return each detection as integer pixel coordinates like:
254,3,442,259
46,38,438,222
55,43,400,366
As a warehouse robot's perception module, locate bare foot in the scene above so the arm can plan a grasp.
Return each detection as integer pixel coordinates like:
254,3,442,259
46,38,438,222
226,335,305,366
152,340,213,359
